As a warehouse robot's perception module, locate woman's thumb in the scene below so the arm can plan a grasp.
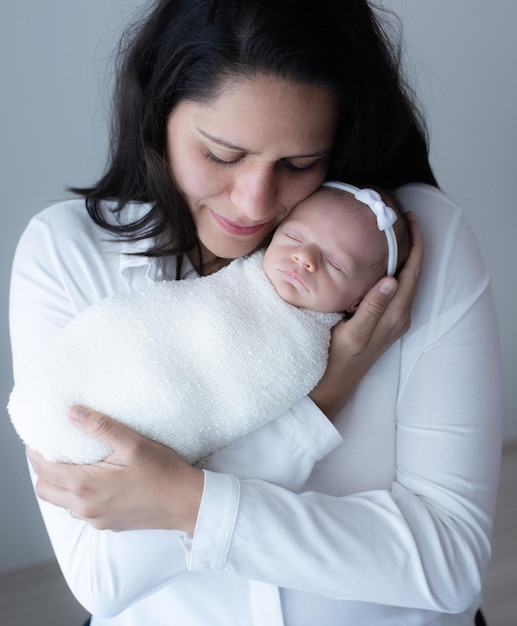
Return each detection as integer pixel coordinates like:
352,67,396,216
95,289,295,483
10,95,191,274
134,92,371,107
68,405,128,451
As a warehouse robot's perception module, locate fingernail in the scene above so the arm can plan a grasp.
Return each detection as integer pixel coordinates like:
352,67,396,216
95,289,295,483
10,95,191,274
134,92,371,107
69,406,89,421
379,278,397,296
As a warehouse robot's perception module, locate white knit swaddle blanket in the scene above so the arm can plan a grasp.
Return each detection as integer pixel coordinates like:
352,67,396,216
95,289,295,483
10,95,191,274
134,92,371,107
9,251,341,464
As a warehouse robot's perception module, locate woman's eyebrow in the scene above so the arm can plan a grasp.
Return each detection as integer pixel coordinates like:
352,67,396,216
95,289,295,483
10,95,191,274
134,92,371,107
196,127,331,159
197,127,248,151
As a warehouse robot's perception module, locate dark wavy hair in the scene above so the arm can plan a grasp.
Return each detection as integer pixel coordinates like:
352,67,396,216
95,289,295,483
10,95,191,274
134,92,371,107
72,0,436,261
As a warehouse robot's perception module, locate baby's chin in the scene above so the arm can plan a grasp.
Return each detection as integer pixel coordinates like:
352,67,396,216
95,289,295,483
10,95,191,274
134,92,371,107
266,276,302,306
271,285,321,312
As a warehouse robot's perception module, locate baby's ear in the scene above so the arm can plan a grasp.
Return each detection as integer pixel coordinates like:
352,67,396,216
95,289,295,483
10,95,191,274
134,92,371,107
344,299,362,319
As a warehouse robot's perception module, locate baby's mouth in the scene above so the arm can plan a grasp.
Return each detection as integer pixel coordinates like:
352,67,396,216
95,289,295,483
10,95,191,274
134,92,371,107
279,269,309,291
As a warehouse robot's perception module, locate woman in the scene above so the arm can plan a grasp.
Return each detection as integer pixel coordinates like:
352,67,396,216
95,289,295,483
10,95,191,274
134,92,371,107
10,1,502,624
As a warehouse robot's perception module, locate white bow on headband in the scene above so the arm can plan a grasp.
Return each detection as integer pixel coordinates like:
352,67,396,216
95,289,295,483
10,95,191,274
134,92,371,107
322,181,399,276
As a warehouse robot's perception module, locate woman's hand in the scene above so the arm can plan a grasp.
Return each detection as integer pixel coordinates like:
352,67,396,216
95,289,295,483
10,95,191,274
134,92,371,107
310,212,424,418
27,406,204,533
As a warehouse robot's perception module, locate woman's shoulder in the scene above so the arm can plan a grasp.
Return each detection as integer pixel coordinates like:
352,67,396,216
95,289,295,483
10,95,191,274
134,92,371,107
22,198,103,250
25,198,150,237
395,183,464,225
395,183,486,275
18,198,155,264
395,182,484,267
13,199,157,309
396,183,491,343
17,199,100,261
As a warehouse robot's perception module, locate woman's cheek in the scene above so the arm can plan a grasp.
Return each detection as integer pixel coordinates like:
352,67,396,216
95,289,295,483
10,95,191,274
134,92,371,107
176,156,230,202
284,169,327,212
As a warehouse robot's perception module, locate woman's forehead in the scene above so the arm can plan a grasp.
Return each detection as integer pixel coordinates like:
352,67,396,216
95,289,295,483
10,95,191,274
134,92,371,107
172,74,339,154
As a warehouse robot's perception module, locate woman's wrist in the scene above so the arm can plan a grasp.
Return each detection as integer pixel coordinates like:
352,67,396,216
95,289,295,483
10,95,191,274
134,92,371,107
173,464,205,534
309,358,367,419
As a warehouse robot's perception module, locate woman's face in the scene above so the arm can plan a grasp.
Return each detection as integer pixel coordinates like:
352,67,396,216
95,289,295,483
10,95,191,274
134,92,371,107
166,74,339,272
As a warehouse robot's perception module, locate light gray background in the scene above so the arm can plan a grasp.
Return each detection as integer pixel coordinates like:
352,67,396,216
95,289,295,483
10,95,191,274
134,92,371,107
1,1,515,574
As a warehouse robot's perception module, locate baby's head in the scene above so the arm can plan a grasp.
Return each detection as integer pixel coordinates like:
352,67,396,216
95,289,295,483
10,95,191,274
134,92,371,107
263,182,410,315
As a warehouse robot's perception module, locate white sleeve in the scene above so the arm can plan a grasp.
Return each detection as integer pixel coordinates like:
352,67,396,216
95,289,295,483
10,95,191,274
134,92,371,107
183,190,504,615
31,399,340,617
201,395,342,490
9,206,342,617
33,399,340,617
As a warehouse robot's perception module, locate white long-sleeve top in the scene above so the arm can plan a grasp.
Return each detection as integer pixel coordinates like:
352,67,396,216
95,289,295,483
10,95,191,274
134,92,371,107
9,184,503,625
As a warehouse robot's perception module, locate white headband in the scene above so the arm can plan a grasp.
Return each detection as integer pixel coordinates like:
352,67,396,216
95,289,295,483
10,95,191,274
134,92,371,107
322,181,398,276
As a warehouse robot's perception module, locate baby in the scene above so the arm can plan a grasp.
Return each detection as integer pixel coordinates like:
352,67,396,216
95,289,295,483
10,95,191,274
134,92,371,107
9,182,409,465
264,182,409,316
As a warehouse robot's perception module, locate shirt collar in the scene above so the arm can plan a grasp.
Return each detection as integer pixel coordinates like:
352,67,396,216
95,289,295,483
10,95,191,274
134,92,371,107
113,202,198,285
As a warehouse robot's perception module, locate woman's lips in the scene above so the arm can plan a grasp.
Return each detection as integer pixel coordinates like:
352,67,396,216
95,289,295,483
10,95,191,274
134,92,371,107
210,210,268,236
279,269,309,291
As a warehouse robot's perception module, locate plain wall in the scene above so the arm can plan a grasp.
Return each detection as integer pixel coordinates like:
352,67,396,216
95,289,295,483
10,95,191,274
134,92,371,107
1,0,515,574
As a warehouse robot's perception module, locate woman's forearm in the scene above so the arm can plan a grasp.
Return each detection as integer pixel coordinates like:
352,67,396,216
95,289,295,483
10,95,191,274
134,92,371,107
190,287,502,612
28,397,342,614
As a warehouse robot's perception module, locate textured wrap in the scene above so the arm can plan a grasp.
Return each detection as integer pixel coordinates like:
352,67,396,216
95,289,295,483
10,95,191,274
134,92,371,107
9,251,340,464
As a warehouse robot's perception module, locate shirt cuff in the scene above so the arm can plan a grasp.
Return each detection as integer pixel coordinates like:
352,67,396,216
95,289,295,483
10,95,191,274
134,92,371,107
179,470,240,572
283,396,343,461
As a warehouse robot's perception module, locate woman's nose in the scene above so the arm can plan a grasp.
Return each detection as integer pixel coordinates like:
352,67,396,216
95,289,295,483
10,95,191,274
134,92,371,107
230,166,280,221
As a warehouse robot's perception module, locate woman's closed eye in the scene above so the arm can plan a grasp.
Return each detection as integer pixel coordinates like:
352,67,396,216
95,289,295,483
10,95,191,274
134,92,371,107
281,158,319,174
204,149,243,168
205,150,321,176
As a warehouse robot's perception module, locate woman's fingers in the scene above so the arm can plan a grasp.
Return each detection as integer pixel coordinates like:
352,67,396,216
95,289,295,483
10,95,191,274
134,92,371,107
26,448,85,514
67,405,145,465
27,406,204,532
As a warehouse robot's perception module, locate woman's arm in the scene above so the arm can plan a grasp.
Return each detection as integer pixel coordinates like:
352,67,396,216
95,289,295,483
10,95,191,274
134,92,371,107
15,197,424,616
11,203,344,614
183,189,503,615
26,396,342,616
25,256,420,617
182,201,503,613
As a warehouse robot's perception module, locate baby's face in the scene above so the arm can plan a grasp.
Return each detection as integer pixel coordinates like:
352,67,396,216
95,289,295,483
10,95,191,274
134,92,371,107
263,188,387,313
